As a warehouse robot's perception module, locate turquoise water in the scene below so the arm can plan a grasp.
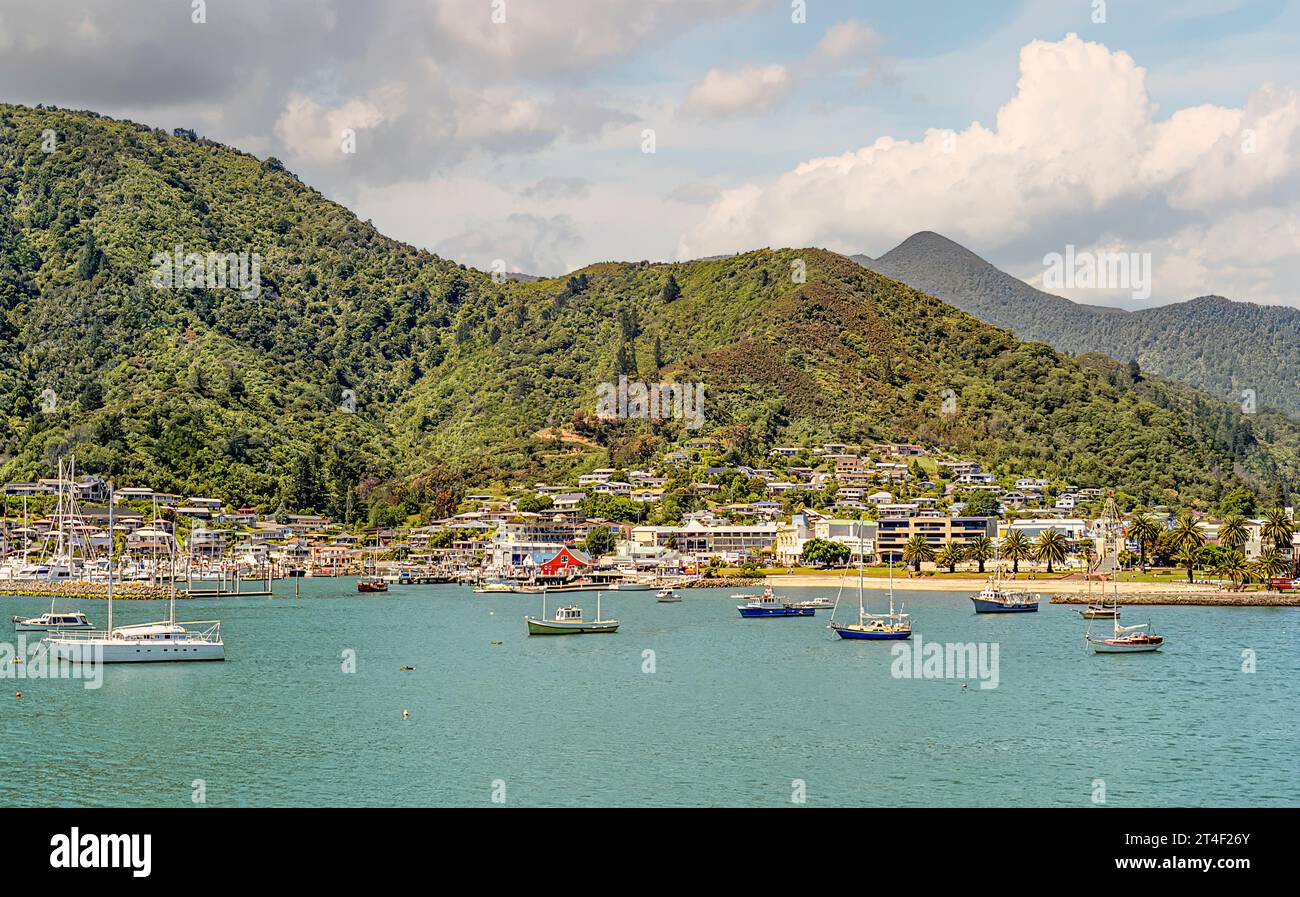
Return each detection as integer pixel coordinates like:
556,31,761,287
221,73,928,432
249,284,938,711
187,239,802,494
2,581,1296,807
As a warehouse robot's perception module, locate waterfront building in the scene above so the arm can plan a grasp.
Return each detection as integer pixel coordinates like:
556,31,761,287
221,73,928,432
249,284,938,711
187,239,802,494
875,516,997,563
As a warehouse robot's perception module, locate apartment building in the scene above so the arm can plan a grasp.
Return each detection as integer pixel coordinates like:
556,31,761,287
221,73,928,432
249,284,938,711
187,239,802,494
875,516,997,563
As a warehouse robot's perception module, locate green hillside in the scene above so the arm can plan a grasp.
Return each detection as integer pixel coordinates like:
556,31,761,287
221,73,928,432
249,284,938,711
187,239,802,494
1,103,1296,520
861,231,1300,418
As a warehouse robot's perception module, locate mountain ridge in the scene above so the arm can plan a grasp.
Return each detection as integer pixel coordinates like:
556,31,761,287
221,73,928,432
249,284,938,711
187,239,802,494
859,231,1300,417
0,103,1296,520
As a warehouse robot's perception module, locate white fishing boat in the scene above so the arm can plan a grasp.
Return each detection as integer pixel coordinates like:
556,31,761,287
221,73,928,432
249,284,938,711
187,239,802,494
969,542,1039,613
655,587,682,603
525,589,619,634
45,486,225,664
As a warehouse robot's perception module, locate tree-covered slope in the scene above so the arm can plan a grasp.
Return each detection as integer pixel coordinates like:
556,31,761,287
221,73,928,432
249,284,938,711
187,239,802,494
861,231,1300,418
1,103,1296,519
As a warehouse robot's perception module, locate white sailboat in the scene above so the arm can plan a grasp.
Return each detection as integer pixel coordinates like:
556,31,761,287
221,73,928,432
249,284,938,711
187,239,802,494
45,486,225,664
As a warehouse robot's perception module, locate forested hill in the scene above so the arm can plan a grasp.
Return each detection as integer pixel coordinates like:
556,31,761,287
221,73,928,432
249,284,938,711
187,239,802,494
0,103,1296,521
861,231,1300,418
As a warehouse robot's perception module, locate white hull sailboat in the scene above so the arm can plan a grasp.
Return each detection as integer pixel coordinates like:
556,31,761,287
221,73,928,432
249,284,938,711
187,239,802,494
44,485,226,664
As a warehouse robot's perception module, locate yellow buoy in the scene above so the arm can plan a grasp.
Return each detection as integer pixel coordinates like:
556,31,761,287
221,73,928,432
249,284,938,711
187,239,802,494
402,709,410,719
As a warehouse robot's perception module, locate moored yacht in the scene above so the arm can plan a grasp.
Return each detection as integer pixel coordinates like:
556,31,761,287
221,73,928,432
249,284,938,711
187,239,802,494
828,541,912,640
13,608,94,632
1086,618,1163,654
44,485,226,664
526,590,619,634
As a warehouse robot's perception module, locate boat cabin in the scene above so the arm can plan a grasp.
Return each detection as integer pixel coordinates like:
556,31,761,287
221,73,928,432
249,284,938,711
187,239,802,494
552,605,584,621
29,612,89,626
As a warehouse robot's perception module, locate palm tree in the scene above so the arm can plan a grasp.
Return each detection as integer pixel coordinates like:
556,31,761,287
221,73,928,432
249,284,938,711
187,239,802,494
935,542,965,574
1254,548,1290,587
1214,550,1250,591
1001,530,1032,574
1033,530,1069,574
966,535,994,573
1261,508,1294,574
1260,507,1294,550
1126,512,1161,570
1172,545,1203,584
1217,513,1250,554
1169,512,1206,553
902,534,935,573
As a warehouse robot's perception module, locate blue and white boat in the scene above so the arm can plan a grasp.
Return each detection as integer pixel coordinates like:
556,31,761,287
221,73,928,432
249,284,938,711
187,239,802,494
969,583,1040,613
736,587,813,618
828,542,912,640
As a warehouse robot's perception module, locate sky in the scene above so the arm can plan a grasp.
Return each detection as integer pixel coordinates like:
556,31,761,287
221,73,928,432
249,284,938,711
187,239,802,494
1,0,1299,309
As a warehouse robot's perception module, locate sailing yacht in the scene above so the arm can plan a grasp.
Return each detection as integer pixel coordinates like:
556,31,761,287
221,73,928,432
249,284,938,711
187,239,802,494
44,487,225,663
828,538,912,640
1084,564,1161,653
1086,618,1164,653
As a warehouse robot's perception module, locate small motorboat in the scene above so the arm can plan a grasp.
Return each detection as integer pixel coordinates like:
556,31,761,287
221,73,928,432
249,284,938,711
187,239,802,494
526,591,619,634
656,587,682,603
357,579,389,593
792,596,834,610
13,609,94,632
736,587,814,618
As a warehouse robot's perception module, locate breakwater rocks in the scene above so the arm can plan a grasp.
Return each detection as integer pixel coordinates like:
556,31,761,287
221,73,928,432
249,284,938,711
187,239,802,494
1051,592,1300,607
0,581,179,600
692,577,763,589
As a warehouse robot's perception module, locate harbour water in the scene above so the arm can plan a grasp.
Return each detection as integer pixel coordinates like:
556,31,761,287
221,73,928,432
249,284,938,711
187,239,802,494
2,581,1296,807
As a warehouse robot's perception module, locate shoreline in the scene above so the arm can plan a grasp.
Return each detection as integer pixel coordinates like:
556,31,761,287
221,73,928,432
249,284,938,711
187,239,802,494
763,573,1300,606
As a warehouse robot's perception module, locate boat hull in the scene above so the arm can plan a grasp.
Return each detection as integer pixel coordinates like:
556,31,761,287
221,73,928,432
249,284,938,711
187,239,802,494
1088,637,1162,654
12,620,93,632
830,623,912,640
737,606,814,617
969,597,1038,613
46,639,226,663
525,618,619,635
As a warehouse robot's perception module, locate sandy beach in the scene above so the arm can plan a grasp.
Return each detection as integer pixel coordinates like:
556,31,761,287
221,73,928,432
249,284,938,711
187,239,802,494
764,573,1300,605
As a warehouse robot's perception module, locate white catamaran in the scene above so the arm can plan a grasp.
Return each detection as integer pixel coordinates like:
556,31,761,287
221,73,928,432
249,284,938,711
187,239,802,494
45,487,225,663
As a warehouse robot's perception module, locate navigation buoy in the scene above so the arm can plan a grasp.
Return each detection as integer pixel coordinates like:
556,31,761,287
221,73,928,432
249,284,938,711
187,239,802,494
402,709,410,719
15,691,21,699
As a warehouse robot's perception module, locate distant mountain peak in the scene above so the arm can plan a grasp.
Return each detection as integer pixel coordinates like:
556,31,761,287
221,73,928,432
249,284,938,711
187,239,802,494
854,234,1300,418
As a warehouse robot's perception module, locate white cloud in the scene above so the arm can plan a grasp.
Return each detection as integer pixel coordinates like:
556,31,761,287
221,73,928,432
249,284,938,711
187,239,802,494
678,33,1300,305
815,20,882,62
680,64,793,120
275,85,407,164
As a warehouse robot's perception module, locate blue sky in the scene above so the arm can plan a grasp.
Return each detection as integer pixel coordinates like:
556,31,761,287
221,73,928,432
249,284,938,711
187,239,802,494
1,0,1298,307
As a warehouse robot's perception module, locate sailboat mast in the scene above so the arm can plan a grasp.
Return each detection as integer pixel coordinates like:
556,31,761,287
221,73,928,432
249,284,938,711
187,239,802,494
857,532,864,615
169,519,177,626
107,485,114,633
888,550,895,616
